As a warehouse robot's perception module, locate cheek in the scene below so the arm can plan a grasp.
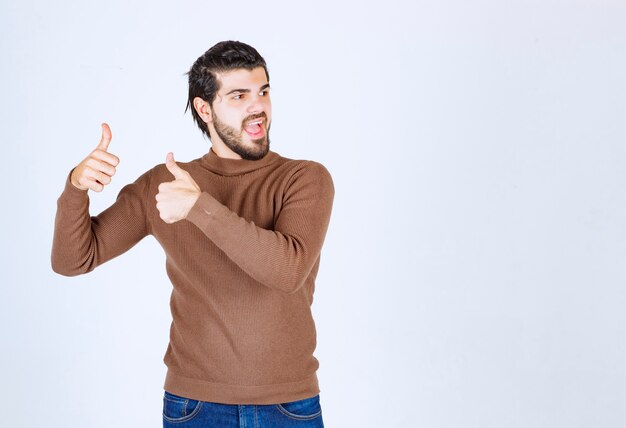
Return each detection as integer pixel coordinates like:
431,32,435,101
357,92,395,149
217,110,240,127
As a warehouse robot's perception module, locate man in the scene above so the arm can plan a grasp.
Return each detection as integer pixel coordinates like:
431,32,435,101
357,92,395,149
51,41,334,427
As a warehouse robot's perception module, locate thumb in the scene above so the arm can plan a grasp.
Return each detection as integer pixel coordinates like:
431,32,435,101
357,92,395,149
96,122,112,151
165,152,187,180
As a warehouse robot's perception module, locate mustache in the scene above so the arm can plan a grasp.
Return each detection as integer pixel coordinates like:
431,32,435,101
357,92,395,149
241,112,268,127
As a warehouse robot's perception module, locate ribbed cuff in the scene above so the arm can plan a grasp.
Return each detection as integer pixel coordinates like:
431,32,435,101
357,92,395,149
59,168,89,209
185,192,229,231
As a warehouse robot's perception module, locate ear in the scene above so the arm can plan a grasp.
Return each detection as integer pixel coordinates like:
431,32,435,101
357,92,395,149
193,97,213,124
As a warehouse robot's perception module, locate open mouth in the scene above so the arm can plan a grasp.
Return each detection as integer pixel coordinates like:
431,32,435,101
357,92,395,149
243,119,265,138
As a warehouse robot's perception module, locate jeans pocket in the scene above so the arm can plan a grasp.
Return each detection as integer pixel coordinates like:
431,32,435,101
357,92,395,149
275,395,322,420
163,391,203,423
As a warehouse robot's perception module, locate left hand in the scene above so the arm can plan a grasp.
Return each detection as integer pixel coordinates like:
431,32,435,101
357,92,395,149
156,152,201,224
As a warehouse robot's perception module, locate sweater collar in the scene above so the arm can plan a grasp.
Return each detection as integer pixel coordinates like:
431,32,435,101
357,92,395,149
200,147,280,176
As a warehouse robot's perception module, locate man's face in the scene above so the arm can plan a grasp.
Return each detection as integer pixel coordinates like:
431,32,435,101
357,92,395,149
209,67,272,160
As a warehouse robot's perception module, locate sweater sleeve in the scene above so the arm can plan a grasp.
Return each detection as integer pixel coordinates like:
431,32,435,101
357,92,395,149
185,161,335,294
51,168,152,276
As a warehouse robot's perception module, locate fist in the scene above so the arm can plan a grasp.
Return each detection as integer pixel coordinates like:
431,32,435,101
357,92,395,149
156,152,201,224
71,123,120,192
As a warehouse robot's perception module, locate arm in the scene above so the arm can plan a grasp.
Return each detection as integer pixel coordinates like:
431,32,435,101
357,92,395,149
51,168,151,276
186,161,334,294
51,123,150,276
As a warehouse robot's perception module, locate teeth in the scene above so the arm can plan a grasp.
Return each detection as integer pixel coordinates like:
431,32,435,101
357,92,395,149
247,120,262,126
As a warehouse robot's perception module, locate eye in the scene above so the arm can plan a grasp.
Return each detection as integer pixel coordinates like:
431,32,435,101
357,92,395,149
259,89,269,96
233,94,244,100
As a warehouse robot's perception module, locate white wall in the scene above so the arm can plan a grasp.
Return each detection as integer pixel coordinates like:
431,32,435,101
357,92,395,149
2,0,626,426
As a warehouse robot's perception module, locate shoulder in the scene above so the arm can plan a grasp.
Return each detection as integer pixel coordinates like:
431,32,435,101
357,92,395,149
277,154,333,183
277,156,334,198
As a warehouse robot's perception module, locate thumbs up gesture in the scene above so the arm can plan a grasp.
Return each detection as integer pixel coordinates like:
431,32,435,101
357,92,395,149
156,152,201,224
70,123,120,192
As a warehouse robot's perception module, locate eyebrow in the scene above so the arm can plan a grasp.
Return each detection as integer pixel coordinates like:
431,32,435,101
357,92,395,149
224,83,270,96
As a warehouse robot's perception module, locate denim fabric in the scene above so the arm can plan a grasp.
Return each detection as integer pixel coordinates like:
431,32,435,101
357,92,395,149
163,390,325,427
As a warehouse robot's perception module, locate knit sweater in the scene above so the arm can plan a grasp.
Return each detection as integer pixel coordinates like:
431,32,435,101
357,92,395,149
51,148,335,405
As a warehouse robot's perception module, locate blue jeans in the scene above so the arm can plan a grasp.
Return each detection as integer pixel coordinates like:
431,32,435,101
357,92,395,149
162,390,325,427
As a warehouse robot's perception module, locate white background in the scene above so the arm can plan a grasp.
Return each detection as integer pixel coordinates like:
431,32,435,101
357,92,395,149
2,0,626,427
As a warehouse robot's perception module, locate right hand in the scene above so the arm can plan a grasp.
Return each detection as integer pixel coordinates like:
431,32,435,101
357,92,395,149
70,123,120,192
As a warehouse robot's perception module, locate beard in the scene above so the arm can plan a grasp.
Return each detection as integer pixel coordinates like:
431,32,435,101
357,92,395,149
211,110,270,160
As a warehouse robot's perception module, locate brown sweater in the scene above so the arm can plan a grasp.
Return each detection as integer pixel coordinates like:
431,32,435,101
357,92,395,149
51,148,335,405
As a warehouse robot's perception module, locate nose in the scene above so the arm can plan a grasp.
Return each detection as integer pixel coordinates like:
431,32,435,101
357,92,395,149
246,94,267,114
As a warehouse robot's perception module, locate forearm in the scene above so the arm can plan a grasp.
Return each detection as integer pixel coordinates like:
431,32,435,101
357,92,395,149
185,163,334,294
51,172,98,276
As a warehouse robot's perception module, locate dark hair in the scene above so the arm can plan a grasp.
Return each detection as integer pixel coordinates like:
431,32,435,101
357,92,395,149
184,41,269,140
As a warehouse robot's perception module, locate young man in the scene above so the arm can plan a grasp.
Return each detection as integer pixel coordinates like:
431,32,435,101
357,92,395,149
51,41,334,427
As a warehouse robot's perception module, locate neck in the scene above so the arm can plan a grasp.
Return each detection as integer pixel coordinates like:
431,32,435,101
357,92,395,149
210,140,242,159
201,147,279,177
